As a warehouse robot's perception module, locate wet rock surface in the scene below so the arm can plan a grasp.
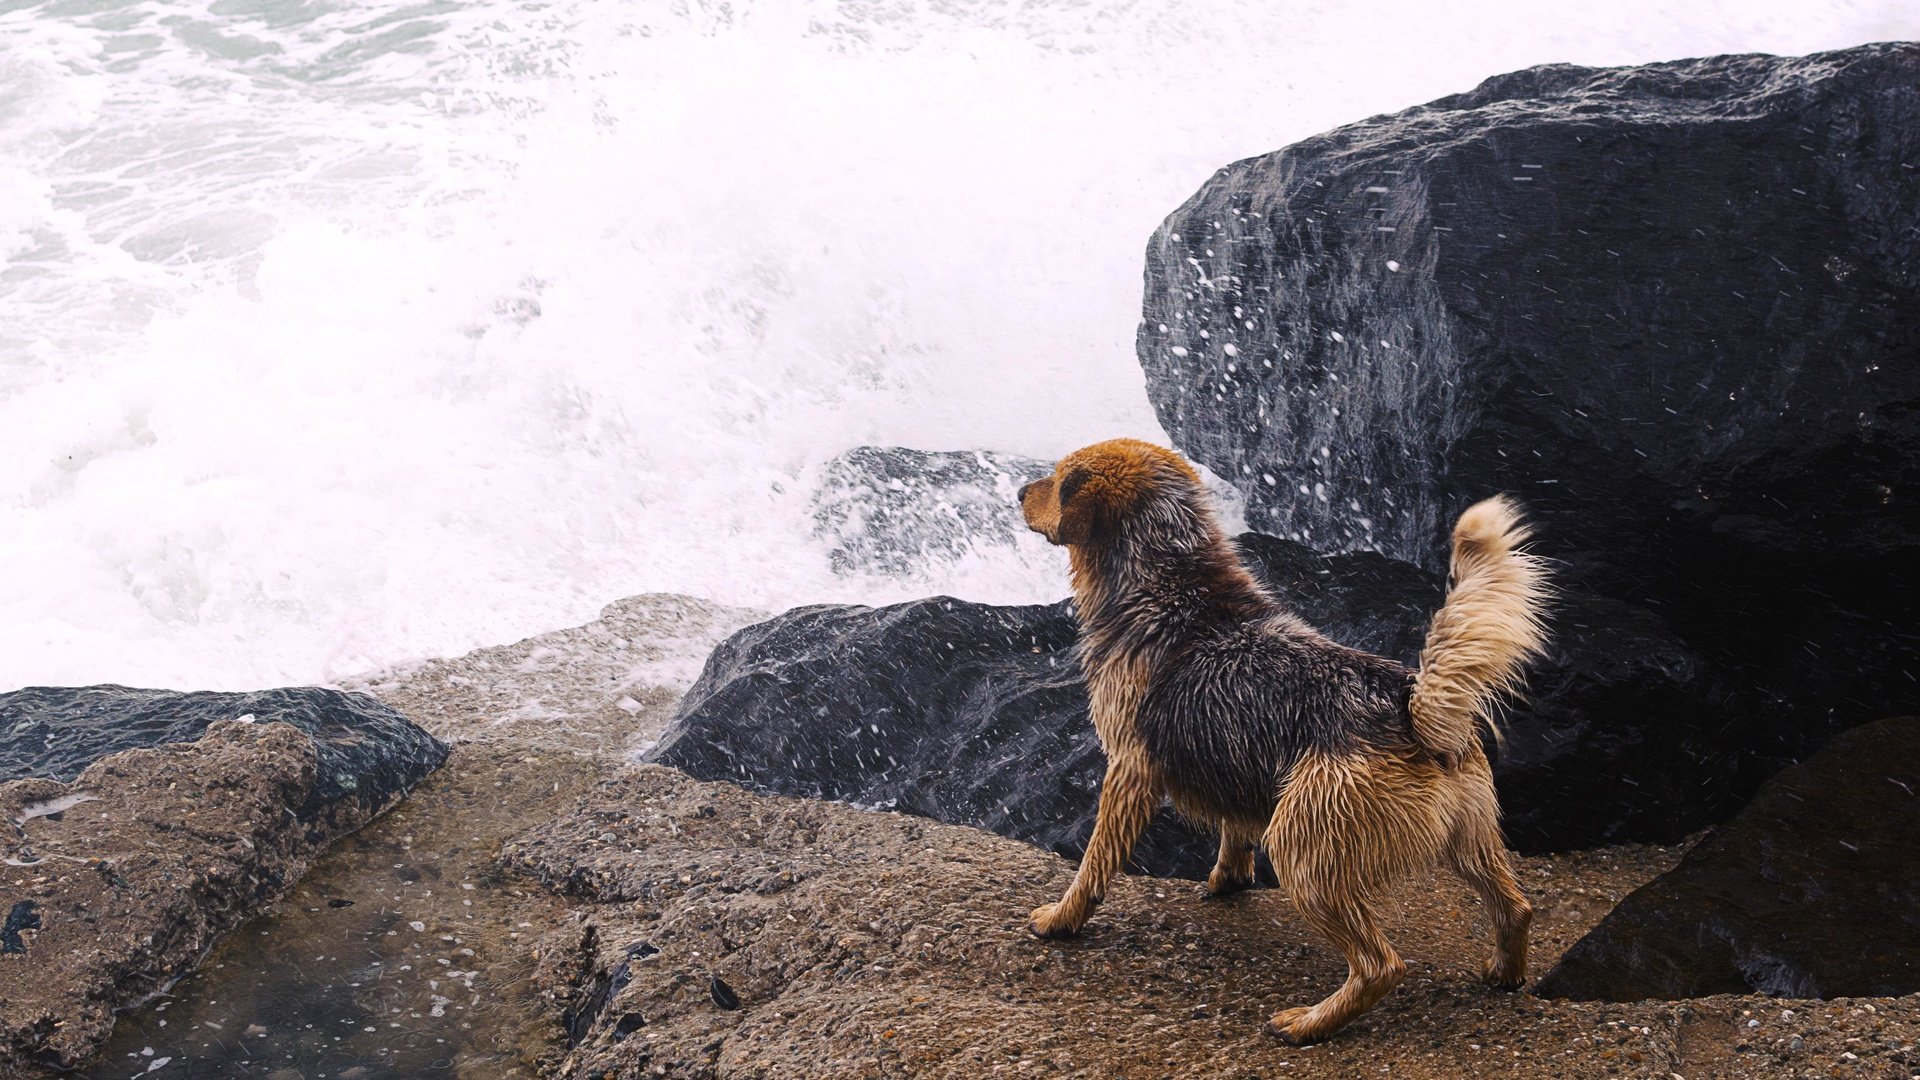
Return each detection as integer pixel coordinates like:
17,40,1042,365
650,534,1722,858
647,593,1221,878
1538,716,1920,1002
344,593,759,758
504,763,1920,1079
59,593,754,1080
0,685,450,826
21,592,1918,1079
73,742,593,1080
1138,44,1920,806
0,719,439,1072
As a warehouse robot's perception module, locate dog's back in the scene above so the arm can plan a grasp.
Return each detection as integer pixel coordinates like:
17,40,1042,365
1136,607,1417,829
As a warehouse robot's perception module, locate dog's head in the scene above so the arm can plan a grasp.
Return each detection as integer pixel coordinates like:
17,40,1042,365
1017,438,1205,547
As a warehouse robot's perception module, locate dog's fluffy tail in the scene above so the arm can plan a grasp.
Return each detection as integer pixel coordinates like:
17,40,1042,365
1409,495,1550,764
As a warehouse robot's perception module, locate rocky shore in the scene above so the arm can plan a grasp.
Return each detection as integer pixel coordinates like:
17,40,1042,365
7,41,1920,1080
504,764,1920,1079
8,592,1919,1078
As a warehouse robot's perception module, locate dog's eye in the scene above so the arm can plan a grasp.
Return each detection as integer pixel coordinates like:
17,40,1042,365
1057,466,1091,506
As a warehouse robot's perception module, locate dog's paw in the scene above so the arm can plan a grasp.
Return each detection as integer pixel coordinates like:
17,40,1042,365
1026,902,1083,939
1198,873,1254,900
1263,1006,1329,1045
1481,958,1526,991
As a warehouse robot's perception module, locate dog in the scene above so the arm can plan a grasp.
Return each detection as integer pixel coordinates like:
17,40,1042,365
1016,437,1548,1044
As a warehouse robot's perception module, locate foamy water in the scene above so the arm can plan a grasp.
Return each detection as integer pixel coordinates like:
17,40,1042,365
1,0,1907,691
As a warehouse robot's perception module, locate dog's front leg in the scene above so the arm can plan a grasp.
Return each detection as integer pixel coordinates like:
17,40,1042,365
1028,750,1155,938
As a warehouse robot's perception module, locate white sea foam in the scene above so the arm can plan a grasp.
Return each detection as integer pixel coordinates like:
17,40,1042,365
0,0,1904,690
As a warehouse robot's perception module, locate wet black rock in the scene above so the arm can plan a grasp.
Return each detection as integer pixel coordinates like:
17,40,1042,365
2,901,39,955
649,535,1721,862
811,447,1048,576
1139,44,1920,777
1537,716,1920,1001
0,685,450,829
648,594,1220,877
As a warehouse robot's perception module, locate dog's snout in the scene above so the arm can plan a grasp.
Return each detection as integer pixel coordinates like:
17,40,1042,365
1018,480,1039,503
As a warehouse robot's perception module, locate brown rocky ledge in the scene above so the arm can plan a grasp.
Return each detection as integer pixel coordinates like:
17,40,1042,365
502,765,1920,1079
2,722,343,1071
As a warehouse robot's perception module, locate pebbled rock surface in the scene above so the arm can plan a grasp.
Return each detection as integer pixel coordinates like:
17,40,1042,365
1537,716,1920,1002
0,685,450,828
502,763,1920,1079
1138,43,1920,788
0,687,447,1073
57,593,749,1080
649,534,1722,859
0,722,408,1071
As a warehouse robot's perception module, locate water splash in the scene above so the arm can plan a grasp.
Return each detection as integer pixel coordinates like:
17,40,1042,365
1,0,1900,689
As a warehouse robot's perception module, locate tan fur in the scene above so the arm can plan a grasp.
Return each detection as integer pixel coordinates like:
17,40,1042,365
1029,657,1157,938
1409,495,1550,762
1018,439,1545,1044
1262,744,1530,1039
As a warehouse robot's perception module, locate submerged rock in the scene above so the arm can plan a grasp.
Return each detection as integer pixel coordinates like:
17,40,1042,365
1139,43,1920,783
649,534,1716,860
1537,716,1920,1002
811,447,1048,577
0,688,447,1072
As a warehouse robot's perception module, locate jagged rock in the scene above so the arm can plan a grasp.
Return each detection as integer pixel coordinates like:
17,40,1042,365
1138,43,1920,778
648,534,1719,860
0,688,448,1071
1537,716,1920,1001
811,447,1048,576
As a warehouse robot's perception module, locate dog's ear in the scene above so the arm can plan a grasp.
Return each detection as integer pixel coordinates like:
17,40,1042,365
1053,465,1097,546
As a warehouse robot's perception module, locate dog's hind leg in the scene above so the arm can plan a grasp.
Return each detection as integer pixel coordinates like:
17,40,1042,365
1201,823,1259,899
1262,752,1441,1043
1441,765,1532,988
1028,749,1155,938
1264,891,1406,1045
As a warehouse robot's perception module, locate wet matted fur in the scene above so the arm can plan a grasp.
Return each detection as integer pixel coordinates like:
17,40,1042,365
1016,438,1549,1044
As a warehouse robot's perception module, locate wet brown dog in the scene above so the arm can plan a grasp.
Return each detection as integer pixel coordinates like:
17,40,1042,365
1017,438,1549,1044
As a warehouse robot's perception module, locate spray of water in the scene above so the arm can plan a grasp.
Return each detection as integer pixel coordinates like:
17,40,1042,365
0,0,1903,689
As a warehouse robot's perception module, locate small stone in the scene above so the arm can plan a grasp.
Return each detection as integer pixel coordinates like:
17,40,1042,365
709,975,740,1010
612,1013,646,1040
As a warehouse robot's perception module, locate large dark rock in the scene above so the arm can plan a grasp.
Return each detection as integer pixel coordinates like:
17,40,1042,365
810,447,1048,577
649,534,1718,864
648,595,1220,878
1138,43,1920,799
1537,716,1920,1001
0,685,449,831
1243,533,1736,850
